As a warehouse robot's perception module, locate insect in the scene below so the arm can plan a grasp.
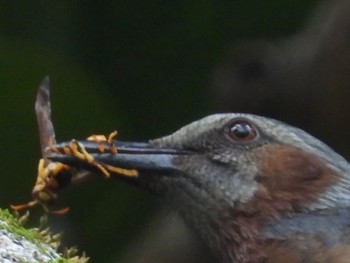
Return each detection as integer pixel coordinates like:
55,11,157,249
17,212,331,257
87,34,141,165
10,77,76,214
87,130,118,154
10,158,73,214
81,131,138,177
11,77,137,214
53,133,138,178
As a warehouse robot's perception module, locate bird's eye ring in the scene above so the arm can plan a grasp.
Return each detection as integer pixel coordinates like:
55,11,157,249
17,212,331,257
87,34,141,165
226,120,257,142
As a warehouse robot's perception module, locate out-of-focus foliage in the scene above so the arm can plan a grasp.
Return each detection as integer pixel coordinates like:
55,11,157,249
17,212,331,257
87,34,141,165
0,1,320,262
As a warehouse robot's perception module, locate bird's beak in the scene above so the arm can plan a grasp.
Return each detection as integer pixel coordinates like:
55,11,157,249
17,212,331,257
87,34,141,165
48,140,192,178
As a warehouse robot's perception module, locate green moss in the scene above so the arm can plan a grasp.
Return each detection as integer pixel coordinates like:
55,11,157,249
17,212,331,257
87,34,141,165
0,208,89,263
0,209,45,253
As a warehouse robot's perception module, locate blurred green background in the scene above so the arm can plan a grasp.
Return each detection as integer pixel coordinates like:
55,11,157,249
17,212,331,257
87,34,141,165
0,1,333,262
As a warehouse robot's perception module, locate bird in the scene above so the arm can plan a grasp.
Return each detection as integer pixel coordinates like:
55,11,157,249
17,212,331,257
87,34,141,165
50,113,350,263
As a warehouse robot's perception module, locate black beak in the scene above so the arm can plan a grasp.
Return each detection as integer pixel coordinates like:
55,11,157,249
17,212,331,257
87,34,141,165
48,140,192,176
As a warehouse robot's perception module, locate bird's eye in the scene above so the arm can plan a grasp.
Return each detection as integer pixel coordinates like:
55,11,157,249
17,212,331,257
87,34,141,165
227,121,257,141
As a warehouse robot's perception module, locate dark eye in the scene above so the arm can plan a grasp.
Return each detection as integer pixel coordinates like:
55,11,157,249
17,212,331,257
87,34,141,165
227,121,257,141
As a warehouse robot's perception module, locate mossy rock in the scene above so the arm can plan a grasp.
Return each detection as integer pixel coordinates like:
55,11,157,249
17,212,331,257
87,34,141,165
0,209,88,263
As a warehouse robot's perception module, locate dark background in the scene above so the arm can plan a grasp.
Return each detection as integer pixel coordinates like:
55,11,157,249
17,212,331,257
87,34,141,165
2,1,350,262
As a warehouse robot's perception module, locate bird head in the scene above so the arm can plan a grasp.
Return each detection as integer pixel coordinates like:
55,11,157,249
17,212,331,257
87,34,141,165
51,113,350,262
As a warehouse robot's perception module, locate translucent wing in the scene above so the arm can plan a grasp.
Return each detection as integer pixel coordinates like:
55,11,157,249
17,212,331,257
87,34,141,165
35,76,56,158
